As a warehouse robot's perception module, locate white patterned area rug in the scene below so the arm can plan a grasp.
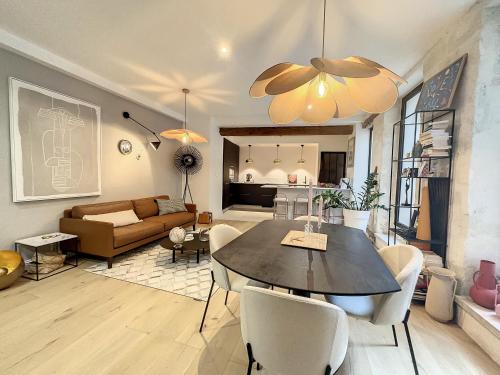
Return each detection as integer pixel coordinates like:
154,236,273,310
84,241,217,301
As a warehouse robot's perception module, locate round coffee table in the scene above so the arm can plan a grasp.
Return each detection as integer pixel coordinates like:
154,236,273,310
160,233,209,263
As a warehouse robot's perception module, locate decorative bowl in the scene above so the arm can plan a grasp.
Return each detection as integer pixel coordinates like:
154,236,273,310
169,227,186,249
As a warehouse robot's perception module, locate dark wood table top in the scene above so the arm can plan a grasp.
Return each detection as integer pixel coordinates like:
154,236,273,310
212,220,401,296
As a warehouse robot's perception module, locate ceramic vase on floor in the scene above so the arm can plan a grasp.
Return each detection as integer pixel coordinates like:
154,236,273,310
469,260,498,309
425,267,457,322
495,285,500,318
342,209,370,231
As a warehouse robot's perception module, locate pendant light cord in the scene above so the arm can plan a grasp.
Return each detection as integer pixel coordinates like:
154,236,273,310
322,0,326,58
184,91,187,130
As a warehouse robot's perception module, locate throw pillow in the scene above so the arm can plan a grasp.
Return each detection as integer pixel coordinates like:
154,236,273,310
83,209,142,227
156,198,187,215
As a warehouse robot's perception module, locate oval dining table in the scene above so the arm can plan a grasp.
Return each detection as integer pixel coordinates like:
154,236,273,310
211,220,401,297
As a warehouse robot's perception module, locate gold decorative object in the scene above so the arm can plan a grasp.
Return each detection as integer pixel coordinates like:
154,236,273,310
0,250,25,290
250,0,406,124
160,88,208,144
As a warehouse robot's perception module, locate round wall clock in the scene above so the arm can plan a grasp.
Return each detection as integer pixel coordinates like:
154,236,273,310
118,139,133,155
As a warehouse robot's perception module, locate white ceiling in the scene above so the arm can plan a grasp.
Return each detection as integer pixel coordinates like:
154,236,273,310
0,0,475,126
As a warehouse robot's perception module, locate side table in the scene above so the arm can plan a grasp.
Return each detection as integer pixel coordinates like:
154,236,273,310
15,232,79,281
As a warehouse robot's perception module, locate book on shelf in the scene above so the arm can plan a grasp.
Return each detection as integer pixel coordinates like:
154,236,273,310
424,119,449,131
421,150,449,157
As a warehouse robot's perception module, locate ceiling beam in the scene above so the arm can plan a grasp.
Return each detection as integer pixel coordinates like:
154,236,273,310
219,125,354,137
362,114,379,128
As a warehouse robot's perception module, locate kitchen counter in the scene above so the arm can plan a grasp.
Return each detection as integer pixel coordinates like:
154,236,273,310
261,184,348,192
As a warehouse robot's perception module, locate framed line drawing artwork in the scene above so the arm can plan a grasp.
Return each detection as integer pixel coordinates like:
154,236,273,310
9,78,101,202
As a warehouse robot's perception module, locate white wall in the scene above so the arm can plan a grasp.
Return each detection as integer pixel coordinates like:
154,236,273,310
238,144,319,184
346,124,371,194
0,47,182,248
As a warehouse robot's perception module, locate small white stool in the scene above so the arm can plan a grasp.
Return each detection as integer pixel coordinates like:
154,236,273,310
273,194,288,220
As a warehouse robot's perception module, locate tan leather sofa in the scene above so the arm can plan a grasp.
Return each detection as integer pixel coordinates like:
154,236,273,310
60,195,196,268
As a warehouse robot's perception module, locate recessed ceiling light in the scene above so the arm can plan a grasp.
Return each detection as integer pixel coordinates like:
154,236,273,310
219,45,231,59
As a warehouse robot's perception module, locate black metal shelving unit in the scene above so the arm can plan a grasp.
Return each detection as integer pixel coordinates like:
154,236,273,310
387,109,455,300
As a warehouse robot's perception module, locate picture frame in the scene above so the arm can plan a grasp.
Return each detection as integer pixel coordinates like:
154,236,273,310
9,78,102,202
416,54,467,111
347,137,355,167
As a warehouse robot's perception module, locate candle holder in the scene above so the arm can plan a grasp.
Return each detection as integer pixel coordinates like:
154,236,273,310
304,222,313,239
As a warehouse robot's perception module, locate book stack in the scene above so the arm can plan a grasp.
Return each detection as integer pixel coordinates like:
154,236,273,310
419,122,450,157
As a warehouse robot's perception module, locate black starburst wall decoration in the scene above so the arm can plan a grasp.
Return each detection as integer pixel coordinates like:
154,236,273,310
174,145,203,203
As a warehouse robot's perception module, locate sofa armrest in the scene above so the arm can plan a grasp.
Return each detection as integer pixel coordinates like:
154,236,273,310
185,203,197,214
60,218,114,256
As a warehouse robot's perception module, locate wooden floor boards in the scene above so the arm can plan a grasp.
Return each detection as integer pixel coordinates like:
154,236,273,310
0,220,497,375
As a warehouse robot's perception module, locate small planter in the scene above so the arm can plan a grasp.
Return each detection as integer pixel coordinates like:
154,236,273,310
327,207,344,224
343,209,370,231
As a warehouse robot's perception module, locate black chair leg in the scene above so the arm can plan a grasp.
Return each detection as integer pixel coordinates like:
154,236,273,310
256,363,262,371
246,343,255,375
403,310,419,375
224,291,229,306
199,272,215,333
325,364,332,375
392,325,398,347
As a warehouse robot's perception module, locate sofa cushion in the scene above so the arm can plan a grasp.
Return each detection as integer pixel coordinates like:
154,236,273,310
114,221,164,248
132,195,170,219
144,212,195,231
83,209,141,228
157,198,187,215
72,201,133,219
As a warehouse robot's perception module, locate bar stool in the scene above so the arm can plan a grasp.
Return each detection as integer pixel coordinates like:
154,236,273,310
293,194,309,218
273,193,288,220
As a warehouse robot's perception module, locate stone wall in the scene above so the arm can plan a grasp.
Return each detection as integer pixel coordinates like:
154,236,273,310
371,1,500,293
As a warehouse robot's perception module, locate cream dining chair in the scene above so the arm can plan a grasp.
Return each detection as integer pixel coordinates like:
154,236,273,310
199,224,267,332
325,244,423,375
241,286,349,375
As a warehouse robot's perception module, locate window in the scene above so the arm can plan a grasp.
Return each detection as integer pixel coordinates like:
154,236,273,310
318,152,346,185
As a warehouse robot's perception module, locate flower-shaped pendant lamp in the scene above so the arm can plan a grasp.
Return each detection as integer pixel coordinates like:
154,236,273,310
249,0,406,125
161,88,208,144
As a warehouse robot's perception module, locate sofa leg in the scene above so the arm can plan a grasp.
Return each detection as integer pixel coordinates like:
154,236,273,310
107,257,113,269
193,224,196,231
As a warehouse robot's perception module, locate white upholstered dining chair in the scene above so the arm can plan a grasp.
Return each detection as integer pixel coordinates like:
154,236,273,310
199,224,267,332
325,244,423,375
294,215,327,223
241,286,348,375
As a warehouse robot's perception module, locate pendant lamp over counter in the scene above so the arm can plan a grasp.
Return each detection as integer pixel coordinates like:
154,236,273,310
297,144,306,164
245,145,253,164
249,0,406,125
273,144,281,165
160,88,208,144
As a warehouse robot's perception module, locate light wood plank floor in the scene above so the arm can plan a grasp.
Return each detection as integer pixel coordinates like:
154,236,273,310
0,220,498,375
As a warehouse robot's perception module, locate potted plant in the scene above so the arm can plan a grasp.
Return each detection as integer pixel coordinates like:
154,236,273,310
341,172,387,231
314,190,345,224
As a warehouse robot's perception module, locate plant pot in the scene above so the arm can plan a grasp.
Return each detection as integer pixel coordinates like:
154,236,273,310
325,207,343,224
330,207,343,217
343,209,370,231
